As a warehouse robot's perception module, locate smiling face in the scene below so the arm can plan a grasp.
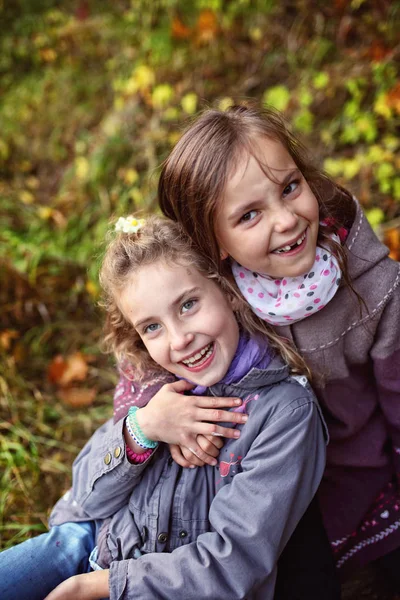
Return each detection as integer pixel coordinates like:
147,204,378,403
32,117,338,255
118,260,239,387
214,137,320,279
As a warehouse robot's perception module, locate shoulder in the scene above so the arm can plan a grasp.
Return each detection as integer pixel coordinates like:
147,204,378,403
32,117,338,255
247,374,322,428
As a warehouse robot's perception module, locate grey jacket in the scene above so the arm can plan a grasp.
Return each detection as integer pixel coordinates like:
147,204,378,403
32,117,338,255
50,358,327,600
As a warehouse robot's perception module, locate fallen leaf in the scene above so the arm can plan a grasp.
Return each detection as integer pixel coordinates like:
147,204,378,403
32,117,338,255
387,82,400,115
0,330,19,351
57,387,96,408
384,227,400,261
171,16,191,40
48,352,89,386
195,10,218,44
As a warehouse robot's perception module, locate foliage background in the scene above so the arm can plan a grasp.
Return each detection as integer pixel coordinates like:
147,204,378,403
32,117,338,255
1,1,399,595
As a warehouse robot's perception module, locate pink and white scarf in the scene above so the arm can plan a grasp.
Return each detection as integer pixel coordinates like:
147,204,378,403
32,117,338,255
231,235,341,326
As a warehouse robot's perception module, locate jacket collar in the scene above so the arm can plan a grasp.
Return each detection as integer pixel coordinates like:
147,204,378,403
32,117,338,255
209,356,290,396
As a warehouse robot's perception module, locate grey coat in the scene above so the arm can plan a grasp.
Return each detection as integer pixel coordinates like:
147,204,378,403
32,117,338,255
50,358,327,600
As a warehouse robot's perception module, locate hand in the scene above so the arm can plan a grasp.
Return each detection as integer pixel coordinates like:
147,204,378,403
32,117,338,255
44,571,109,600
136,380,247,451
170,433,224,467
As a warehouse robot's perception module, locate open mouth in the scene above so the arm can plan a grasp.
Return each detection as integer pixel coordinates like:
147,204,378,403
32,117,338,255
180,342,214,369
272,230,307,254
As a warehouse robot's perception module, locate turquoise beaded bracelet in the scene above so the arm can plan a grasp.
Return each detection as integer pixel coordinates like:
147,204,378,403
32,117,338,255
127,406,158,449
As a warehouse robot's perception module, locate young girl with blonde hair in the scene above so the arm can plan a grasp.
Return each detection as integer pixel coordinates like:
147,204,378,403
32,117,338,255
0,216,328,600
157,102,400,588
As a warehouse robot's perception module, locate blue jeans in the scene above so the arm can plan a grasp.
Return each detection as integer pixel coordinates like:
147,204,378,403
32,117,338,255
0,521,98,600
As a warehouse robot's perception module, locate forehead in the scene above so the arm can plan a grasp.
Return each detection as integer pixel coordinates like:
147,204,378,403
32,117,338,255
227,136,296,190
119,259,222,320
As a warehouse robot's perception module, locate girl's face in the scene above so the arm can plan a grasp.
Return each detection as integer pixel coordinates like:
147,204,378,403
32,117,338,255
214,137,320,279
119,260,239,387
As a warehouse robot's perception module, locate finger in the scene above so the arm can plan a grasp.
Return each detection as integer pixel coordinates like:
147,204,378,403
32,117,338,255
203,434,224,449
188,444,218,467
169,444,195,469
169,379,195,393
181,446,207,467
197,408,248,425
197,435,221,458
194,396,242,408
196,423,243,439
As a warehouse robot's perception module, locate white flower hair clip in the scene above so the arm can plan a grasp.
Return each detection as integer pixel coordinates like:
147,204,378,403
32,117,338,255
115,216,145,234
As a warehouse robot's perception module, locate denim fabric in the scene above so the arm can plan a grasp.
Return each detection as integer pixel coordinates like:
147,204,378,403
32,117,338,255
0,521,96,600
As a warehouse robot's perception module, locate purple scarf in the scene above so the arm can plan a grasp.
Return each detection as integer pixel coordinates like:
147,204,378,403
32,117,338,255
189,332,272,395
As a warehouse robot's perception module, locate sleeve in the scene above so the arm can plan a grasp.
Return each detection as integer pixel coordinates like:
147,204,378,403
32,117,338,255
109,394,326,600
50,367,175,526
370,287,400,476
49,418,155,526
113,366,174,424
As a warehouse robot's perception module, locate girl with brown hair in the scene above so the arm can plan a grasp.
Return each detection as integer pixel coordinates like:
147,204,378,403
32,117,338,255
158,102,400,590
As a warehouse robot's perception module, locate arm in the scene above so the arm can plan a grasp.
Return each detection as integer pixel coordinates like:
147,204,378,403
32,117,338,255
117,369,244,466
51,379,246,524
109,392,326,600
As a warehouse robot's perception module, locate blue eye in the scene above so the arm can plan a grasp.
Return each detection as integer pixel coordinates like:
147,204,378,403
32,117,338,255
144,323,160,334
283,180,299,197
239,210,258,223
181,299,196,313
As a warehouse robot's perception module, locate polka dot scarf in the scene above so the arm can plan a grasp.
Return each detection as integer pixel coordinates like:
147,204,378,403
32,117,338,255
231,234,342,326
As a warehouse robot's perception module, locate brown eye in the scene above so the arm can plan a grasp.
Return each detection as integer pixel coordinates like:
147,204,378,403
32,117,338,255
283,181,299,197
239,210,257,223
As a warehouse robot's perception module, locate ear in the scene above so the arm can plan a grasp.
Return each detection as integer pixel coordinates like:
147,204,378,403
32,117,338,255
219,248,229,260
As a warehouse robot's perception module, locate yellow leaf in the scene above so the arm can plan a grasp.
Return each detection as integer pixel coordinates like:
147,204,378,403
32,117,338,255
19,190,35,204
75,156,89,181
85,280,99,298
181,93,198,115
218,97,234,112
40,48,57,62
374,93,392,119
129,187,143,204
124,168,139,185
37,206,53,220
152,84,174,109
26,176,40,189
132,65,155,91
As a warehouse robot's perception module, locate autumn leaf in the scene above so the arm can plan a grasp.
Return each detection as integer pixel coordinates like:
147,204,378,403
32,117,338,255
48,352,89,387
57,387,96,408
387,83,400,115
384,227,400,261
195,10,218,44
171,16,191,40
0,329,19,351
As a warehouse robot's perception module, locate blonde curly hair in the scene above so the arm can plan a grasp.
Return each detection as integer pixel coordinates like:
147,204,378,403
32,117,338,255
99,215,310,379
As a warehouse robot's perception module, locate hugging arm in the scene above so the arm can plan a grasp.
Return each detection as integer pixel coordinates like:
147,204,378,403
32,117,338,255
108,394,326,600
50,377,245,524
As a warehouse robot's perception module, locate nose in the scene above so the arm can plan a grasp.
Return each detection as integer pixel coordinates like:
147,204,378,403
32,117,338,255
169,328,194,352
271,204,298,233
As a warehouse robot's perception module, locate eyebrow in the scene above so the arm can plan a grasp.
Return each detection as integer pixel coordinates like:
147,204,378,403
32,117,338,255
133,286,202,329
227,168,301,222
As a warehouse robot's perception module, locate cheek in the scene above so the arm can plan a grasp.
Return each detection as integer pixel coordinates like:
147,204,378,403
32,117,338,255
145,341,167,365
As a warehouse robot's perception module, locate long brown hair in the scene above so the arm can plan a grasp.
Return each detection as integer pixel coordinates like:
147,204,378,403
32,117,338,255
100,215,310,377
159,102,357,294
